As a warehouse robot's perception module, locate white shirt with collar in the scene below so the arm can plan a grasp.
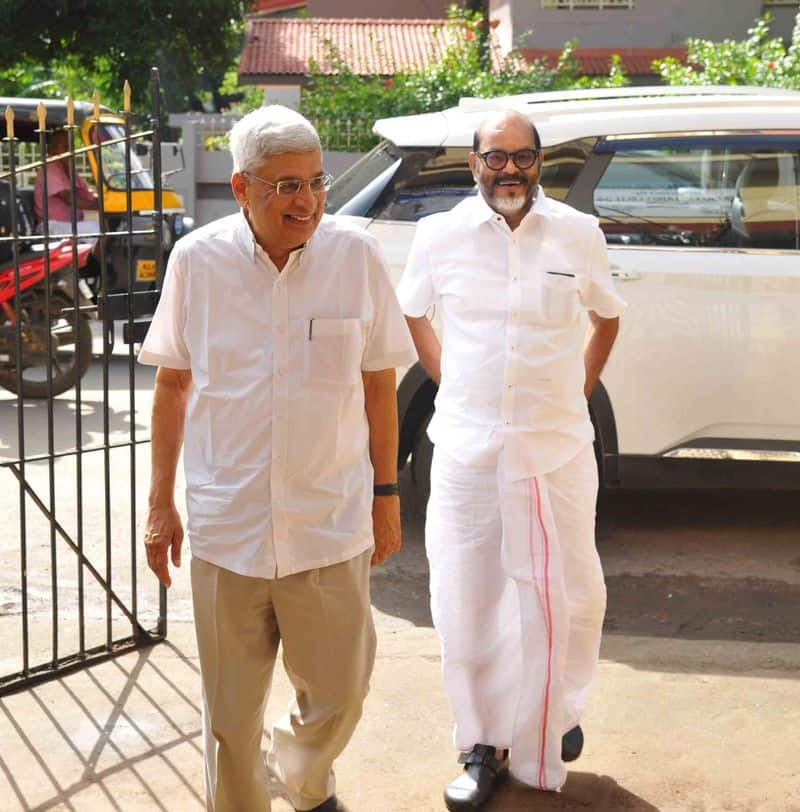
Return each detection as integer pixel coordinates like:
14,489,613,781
397,188,626,481
139,211,417,579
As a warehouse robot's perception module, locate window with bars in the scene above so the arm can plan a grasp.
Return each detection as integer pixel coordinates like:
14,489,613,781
541,0,634,8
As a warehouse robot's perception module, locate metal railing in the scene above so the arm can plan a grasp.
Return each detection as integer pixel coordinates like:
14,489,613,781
191,114,374,153
0,142,93,187
312,117,375,152
0,69,168,696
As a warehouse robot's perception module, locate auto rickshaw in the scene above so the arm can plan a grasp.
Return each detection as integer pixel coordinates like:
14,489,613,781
0,95,193,298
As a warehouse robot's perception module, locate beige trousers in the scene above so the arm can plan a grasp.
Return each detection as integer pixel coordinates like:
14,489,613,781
191,550,376,812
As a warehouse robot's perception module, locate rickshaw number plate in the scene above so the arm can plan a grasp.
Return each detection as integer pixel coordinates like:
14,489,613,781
136,260,157,281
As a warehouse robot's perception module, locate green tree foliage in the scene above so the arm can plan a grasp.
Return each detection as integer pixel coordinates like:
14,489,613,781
0,0,245,113
217,58,266,114
654,12,800,89
301,4,627,150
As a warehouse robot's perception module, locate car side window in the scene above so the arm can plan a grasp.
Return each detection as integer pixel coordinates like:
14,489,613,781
539,138,596,202
594,137,800,250
369,147,475,221
729,152,800,249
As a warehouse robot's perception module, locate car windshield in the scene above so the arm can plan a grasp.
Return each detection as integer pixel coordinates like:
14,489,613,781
93,124,154,191
326,141,400,213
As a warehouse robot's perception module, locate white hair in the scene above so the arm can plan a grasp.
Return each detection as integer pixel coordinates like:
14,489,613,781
229,105,322,174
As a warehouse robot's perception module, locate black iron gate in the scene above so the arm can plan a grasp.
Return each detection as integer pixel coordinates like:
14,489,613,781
0,69,171,696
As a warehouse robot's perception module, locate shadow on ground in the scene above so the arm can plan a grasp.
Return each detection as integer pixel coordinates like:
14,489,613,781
0,642,203,811
488,772,660,810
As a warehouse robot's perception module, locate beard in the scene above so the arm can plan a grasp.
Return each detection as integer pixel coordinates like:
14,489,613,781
484,174,537,217
489,194,529,215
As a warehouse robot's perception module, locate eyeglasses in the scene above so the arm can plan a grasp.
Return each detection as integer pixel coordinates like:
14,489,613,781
243,171,333,196
477,149,540,171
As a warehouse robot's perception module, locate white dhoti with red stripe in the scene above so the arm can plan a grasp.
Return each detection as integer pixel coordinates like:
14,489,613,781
426,442,605,790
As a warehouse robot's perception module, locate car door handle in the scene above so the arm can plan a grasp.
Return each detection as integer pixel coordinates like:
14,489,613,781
611,270,643,281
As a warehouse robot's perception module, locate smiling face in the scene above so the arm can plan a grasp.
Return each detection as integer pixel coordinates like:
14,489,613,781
231,149,325,269
468,112,542,230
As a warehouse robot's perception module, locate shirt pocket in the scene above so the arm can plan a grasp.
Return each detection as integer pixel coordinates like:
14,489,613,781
304,317,364,386
531,271,581,326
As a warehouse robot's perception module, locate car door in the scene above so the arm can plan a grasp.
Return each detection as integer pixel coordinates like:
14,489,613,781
584,133,800,460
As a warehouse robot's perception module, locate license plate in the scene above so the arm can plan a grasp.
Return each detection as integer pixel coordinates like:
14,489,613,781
136,259,157,281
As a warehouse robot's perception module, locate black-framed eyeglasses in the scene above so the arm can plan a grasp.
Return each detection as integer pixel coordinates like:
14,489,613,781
243,170,334,196
477,149,540,171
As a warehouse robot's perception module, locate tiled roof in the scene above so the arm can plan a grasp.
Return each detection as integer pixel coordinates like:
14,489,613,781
521,47,688,76
239,17,687,82
249,0,306,14
239,17,458,78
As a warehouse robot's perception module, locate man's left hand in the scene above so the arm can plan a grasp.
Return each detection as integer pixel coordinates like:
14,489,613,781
371,494,401,566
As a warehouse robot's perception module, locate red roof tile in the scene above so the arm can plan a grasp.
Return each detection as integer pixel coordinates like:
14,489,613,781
521,47,688,76
240,17,460,79
239,18,684,82
249,0,306,13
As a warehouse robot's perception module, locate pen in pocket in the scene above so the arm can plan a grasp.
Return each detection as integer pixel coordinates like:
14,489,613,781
308,318,313,340
546,271,576,278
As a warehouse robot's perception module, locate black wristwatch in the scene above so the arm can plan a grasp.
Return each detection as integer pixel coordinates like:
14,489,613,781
373,483,400,496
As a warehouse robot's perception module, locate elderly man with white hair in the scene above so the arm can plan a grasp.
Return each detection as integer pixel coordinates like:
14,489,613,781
138,105,416,812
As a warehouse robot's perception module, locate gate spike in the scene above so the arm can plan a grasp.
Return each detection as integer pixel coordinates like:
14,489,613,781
4,106,13,140
37,102,46,132
92,90,101,119
123,81,131,114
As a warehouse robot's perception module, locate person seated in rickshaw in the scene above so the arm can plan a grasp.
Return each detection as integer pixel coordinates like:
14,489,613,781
33,129,99,240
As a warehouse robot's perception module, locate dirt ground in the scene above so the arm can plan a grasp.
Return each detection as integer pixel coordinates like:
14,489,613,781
0,361,799,810
366,485,800,812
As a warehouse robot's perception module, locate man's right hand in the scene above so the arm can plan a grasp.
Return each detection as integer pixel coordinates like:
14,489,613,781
144,503,184,588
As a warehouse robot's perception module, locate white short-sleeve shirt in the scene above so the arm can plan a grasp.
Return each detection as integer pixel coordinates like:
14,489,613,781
139,212,417,578
397,189,626,481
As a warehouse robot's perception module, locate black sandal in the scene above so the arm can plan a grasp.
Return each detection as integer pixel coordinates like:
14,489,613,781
444,743,509,810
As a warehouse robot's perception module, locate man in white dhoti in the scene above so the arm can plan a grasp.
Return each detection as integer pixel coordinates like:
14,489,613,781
139,105,416,812
398,110,625,810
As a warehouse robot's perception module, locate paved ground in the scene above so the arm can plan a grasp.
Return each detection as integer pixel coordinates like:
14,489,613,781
1,356,799,811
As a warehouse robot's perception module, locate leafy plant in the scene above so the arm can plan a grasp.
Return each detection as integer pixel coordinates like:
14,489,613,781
654,12,800,89
217,60,265,114
301,4,628,151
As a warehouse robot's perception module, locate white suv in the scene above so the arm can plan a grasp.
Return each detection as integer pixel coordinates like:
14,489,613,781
325,86,800,492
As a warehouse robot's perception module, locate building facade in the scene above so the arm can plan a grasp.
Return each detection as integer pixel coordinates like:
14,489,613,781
490,0,798,51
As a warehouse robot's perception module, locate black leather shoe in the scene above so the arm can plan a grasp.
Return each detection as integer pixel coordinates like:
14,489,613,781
444,744,509,810
562,725,584,763
296,796,337,812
